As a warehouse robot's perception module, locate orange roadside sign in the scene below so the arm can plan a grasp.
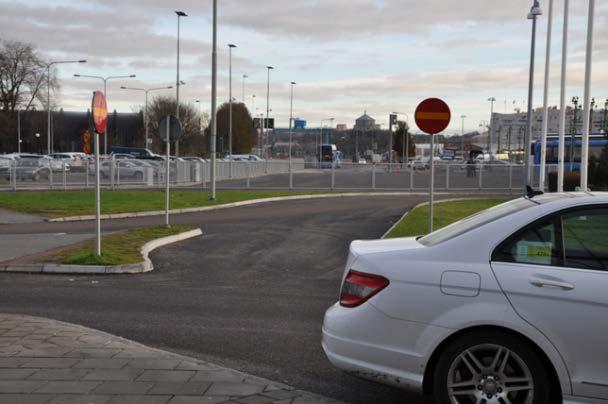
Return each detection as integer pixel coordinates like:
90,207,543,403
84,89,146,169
91,91,108,134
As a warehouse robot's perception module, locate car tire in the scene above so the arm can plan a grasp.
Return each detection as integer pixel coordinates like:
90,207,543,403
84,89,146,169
432,331,550,404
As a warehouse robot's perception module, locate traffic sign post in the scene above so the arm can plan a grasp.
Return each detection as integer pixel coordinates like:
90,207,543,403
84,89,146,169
414,98,451,234
91,91,108,256
158,115,182,227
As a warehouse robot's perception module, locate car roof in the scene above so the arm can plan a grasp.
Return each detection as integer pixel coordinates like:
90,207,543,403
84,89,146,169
531,192,608,205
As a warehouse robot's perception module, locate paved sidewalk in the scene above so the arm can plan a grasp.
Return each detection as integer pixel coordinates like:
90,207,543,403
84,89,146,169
0,314,343,404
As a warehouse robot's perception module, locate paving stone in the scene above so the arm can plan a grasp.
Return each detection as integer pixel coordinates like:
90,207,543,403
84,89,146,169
168,397,231,404
21,358,81,368
74,358,130,369
34,380,101,394
261,389,304,401
146,381,212,395
93,381,154,395
0,380,46,393
234,395,276,404
64,348,123,358
126,358,181,370
176,360,222,371
190,370,245,383
0,393,56,404
106,394,172,404
28,368,90,380
83,368,144,381
46,395,111,404
136,369,196,383
204,382,265,397
0,368,37,379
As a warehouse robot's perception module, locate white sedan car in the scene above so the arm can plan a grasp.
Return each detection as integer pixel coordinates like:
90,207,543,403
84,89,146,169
323,192,608,404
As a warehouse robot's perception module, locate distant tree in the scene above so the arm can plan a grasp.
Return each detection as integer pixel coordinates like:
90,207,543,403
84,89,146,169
145,95,209,155
0,41,55,112
215,102,256,155
393,121,415,162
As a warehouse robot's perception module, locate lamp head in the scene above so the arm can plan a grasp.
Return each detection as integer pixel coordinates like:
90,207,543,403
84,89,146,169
129,74,136,78
78,60,87,63
175,11,187,17
228,44,237,48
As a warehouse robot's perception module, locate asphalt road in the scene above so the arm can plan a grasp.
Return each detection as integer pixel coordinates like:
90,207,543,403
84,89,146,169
0,196,433,403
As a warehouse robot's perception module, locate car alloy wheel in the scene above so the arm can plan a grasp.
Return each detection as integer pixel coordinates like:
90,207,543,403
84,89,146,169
446,344,534,404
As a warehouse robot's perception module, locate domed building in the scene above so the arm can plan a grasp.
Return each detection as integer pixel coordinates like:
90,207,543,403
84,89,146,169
354,111,380,131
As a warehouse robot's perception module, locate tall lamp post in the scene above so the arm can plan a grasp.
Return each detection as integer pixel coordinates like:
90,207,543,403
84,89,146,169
228,44,237,177
209,0,218,200
525,0,543,192
540,0,554,192
289,81,296,188
460,115,466,155
46,59,87,154
580,0,596,191
487,97,496,154
74,73,136,154
242,74,248,102
265,66,274,158
175,10,188,157
557,0,569,192
120,85,173,148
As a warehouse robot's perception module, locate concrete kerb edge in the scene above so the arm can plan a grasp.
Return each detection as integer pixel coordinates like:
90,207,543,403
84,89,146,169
380,196,511,239
0,228,203,275
47,192,512,223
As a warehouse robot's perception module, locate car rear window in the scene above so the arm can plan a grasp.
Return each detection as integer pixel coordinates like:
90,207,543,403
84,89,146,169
418,198,536,246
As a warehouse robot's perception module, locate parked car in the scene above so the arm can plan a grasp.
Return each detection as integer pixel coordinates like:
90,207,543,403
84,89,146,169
182,156,206,164
323,191,608,404
98,160,147,180
49,153,85,171
42,155,71,172
11,156,52,181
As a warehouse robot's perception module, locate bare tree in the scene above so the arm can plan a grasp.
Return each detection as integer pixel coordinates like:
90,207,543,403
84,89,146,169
0,41,56,112
146,95,210,155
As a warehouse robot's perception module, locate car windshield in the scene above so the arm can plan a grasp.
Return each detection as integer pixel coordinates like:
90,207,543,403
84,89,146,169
418,198,536,247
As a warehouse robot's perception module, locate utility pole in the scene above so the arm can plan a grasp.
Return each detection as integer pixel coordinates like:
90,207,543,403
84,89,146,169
209,1,217,200
228,44,236,176
570,96,580,171
175,10,187,157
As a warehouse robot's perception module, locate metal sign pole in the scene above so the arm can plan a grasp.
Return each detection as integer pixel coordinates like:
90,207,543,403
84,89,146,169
429,134,435,233
95,131,101,256
165,118,171,228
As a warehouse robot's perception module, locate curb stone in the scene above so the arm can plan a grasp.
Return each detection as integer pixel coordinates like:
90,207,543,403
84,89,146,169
47,191,512,222
0,228,202,275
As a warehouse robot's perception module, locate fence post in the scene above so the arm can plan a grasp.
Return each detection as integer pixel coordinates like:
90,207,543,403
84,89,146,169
11,160,17,191
247,162,251,189
49,163,53,190
265,159,268,174
331,161,335,190
62,161,67,190
478,163,483,190
409,165,414,191
110,160,115,190
117,162,121,188
372,163,376,190
289,159,293,190
85,159,89,188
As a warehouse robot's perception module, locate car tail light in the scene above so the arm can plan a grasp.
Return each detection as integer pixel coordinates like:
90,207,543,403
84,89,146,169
340,270,389,308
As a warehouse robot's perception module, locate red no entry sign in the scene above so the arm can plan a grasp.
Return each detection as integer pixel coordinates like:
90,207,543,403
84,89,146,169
91,91,108,134
415,98,451,135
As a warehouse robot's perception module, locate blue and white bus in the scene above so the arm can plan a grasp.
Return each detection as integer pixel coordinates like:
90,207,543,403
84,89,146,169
533,133,607,172
319,144,342,169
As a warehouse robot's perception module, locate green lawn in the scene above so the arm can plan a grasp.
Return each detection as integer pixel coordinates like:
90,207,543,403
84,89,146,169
0,190,334,218
385,199,509,239
49,225,196,266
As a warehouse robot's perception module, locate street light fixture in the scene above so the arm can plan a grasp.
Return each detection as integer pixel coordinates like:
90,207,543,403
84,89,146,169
228,44,237,176
265,66,274,158
46,59,87,154
524,0,542,192
289,81,296,187
175,10,188,157
120,85,173,148
74,73,136,154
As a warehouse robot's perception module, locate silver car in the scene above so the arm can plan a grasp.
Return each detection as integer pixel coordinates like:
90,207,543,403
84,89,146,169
323,192,608,404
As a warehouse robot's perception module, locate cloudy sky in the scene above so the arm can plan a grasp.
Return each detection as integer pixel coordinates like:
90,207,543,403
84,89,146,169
1,0,606,133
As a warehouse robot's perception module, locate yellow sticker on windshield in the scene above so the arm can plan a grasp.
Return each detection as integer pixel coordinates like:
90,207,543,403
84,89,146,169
516,241,553,265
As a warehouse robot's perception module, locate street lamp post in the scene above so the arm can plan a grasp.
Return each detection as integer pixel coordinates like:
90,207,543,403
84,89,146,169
17,109,21,153
487,97,496,154
525,0,542,192
557,0,569,192
120,86,173,148
580,0,596,191
175,10,188,157
74,73,136,155
47,59,87,154
242,74,248,102
289,81,296,188
460,115,466,156
210,0,218,200
265,66,274,158
540,0,554,192
228,44,237,177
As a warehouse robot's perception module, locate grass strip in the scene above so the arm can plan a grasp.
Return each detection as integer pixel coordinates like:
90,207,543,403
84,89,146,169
385,198,509,239
49,225,195,266
0,190,338,218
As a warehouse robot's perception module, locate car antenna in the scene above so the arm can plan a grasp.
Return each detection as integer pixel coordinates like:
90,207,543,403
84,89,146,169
526,185,544,199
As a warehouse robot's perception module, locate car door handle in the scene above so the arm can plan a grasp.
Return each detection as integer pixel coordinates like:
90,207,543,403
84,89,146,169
529,277,575,291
